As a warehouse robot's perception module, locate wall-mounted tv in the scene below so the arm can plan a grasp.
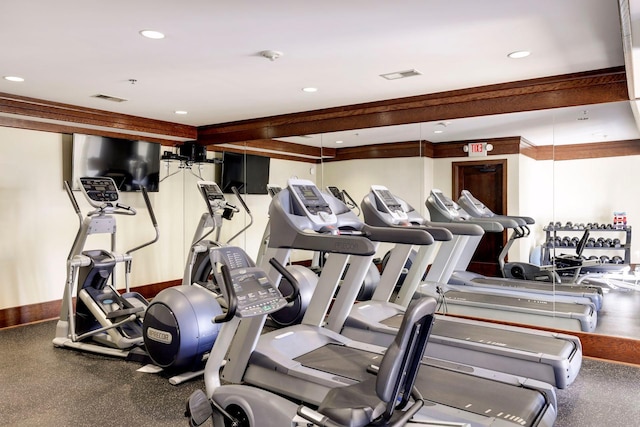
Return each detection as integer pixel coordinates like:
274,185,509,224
221,151,270,194
72,134,161,192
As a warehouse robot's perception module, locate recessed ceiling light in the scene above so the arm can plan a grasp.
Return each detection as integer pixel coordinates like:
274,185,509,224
302,87,318,93
4,76,24,82
507,50,530,59
433,123,447,134
174,110,188,115
139,30,165,39
335,140,344,144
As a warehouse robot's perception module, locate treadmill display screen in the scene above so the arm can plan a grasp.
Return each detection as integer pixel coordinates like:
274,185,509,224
292,184,333,217
376,189,402,211
299,186,319,201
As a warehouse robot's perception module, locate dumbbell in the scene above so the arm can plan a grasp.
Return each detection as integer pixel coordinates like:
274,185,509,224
565,221,573,229
595,237,604,247
613,238,621,248
604,238,613,247
586,238,595,247
588,255,599,261
561,236,571,247
611,256,624,264
570,237,580,247
599,255,611,264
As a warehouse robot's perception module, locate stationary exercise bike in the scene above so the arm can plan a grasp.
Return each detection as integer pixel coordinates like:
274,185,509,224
186,245,439,427
53,176,159,358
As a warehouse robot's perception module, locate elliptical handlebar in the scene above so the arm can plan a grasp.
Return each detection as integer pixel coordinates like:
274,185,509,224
126,186,160,256
226,186,254,244
231,186,251,215
64,181,83,225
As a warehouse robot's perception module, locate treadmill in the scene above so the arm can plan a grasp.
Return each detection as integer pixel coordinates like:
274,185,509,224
421,189,597,332
336,185,582,389
221,178,557,427
454,189,603,309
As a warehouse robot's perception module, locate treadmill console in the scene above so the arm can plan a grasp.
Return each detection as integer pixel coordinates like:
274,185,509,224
197,180,226,209
371,185,408,222
267,185,282,198
288,178,337,226
326,186,345,203
79,177,119,207
459,190,490,217
430,189,466,220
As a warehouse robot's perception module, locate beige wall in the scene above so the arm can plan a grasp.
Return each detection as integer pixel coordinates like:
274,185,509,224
2,125,639,312
0,127,316,310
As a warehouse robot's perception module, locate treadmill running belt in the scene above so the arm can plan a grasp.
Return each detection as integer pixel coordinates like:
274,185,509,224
381,315,573,356
470,277,600,295
295,344,547,426
444,290,592,314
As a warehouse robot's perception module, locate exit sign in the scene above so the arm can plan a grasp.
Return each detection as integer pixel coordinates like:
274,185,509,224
467,142,487,157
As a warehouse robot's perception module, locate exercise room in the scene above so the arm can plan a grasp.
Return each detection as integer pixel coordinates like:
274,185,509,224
2,1,640,426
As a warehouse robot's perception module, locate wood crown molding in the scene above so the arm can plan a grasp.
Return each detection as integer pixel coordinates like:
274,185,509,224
197,67,628,145
0,68,634,163
0,91,196,140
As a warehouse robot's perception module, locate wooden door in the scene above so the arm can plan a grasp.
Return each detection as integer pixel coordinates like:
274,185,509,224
453,159,507,277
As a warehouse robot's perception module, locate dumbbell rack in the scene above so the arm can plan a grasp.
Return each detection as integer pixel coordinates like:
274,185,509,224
541,224,632,272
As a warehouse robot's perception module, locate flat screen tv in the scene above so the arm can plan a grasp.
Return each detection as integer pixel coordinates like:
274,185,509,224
72,134,161,192
221,151,270,194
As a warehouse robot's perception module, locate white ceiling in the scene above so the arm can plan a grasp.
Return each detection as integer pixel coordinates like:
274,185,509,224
1,0,639,147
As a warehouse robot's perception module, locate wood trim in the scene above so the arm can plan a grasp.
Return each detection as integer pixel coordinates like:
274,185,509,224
552,139,640,161
433,136,522,158
0,115,187,147
197,67,628,144
0,92,197,139
207,144,320,163
452,159,508,209
0,279,180,329
327,140,423,162
241,139,333,158
445,313,640,366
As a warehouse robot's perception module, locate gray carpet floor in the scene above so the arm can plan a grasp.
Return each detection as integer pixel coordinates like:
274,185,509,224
1,319,639,426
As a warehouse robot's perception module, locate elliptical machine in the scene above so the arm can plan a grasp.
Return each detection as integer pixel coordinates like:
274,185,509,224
53,176,159,358
141,181,251,384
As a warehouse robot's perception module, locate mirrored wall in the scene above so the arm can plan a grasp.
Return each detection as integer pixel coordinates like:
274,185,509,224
280,100,640,341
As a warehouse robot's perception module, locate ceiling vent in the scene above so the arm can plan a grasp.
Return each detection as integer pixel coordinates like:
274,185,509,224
380,69,422,80
91,94,128,103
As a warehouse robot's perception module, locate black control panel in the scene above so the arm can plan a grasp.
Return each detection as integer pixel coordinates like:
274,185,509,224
79,177,119,206
200,181,225,203
230,267,288,318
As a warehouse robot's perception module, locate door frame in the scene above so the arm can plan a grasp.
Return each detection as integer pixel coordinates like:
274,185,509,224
452,158,508,215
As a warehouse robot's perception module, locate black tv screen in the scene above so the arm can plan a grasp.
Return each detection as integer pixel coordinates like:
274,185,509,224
221,151,270,194
72,134,161,192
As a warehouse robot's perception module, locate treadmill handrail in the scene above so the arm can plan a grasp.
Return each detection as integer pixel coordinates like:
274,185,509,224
425,221,484,237
361,224,434,246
